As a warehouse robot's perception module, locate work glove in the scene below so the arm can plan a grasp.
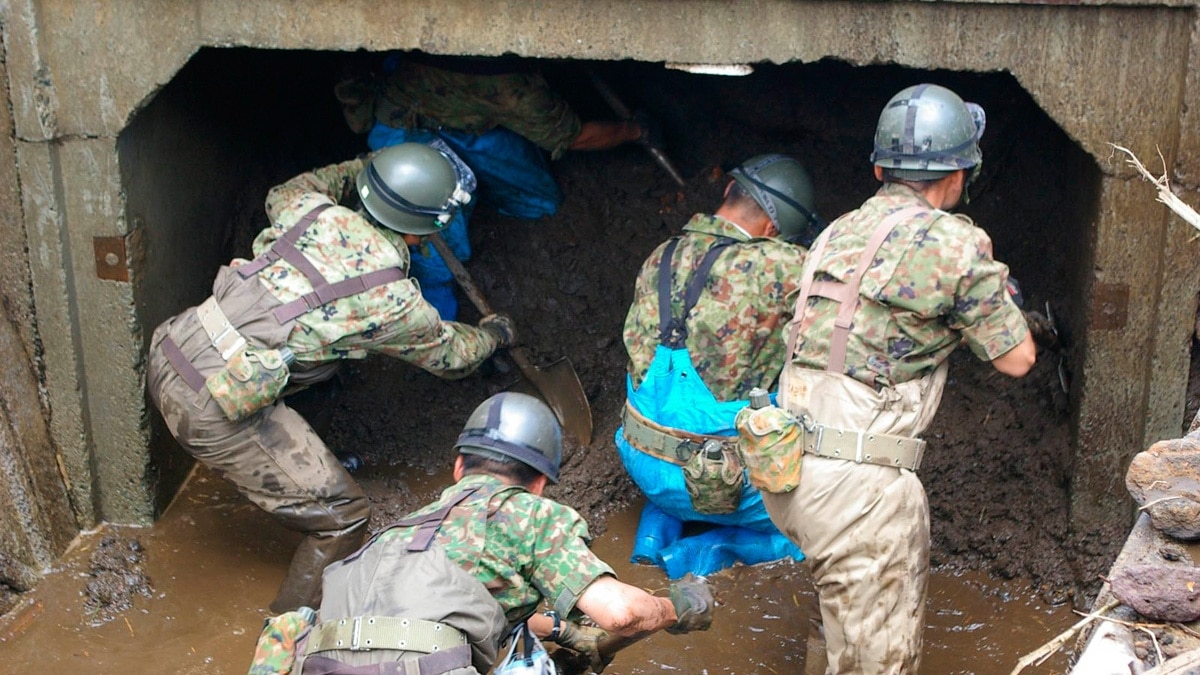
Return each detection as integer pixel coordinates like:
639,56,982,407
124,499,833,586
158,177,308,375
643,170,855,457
1022,310,1060,351
554,620,613,672
666,573,714,634
479,313,519,348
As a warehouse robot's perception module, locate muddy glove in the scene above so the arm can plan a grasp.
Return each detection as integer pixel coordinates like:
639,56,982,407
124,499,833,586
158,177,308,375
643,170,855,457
479,313,518,348
666,573,714,634
633,110,664,149
1022,310,1060,351
553,618,613,672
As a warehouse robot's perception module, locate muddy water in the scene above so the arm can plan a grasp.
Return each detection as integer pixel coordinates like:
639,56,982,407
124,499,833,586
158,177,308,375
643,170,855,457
0,465,1077,674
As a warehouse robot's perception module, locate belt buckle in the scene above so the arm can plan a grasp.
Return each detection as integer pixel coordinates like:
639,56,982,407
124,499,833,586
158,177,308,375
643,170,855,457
350,616,363,651
673,439,699,463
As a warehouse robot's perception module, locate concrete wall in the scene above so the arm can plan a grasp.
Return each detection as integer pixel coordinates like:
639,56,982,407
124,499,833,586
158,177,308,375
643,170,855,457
0,0,1197,549
0,18,78,583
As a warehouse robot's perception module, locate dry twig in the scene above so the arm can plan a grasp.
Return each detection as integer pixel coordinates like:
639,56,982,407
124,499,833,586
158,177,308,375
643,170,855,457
1109,144,1200,233
1010,599,1120,674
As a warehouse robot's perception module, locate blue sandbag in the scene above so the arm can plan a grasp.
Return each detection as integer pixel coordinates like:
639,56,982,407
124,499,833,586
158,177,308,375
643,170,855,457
657,525,804,580
631,501,683,565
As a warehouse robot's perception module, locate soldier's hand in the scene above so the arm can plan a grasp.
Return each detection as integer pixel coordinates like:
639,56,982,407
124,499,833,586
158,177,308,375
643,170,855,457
555,620,613,672
479,313,518,348
666,573,714,634
633,110,664,149
1022,310,1060,351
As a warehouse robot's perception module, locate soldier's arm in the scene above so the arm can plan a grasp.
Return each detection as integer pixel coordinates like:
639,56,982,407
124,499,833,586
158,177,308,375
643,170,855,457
370,298,500,379
574,575,677,636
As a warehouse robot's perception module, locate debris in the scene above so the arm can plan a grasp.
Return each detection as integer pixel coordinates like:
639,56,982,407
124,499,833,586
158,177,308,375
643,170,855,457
1109,144,1200,234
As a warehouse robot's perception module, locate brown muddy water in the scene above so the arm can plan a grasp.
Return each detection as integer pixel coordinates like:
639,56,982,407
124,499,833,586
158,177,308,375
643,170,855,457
0,464,1076,674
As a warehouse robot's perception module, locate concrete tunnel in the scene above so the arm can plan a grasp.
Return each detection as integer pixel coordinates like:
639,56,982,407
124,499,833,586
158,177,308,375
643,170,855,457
2,0,1200,600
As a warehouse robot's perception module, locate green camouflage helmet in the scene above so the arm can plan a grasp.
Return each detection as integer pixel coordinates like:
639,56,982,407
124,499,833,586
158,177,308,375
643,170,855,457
455,392,563,483
870,83,985,181
355,142,475,236
728,154,820,240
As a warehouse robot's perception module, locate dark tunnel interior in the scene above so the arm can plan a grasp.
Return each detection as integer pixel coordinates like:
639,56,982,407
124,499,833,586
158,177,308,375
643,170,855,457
121,46,1099,561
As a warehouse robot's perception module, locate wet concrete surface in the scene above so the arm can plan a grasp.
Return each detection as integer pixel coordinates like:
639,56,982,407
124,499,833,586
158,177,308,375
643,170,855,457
0,463,1078,674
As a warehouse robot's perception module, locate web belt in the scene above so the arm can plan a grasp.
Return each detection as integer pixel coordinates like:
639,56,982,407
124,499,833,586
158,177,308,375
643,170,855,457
799,422,926,471
305,616,467,655
620,401,729,466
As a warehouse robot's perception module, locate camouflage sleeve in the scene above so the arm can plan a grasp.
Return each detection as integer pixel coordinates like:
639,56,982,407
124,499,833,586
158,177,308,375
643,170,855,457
948,229,1030,362
525,498,616,618
265,158,366,223
621,243,668,385
370,290,501,379
494,72,582,160
766,240,808,320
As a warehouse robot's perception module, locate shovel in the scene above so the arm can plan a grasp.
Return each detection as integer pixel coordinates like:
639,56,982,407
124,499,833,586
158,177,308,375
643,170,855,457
588,70,687,188
428,233,594,444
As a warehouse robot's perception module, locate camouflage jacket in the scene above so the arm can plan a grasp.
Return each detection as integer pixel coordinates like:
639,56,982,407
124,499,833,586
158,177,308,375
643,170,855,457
624,214,809,401
372,474,614,624
788,183,1029,388
248,158,498,378
337,57,583,159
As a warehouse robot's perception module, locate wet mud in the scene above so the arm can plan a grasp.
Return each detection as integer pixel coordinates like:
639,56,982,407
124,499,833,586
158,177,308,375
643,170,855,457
0,466,1078,674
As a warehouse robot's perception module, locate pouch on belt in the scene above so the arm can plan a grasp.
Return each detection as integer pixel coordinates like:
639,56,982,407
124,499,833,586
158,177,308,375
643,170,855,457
734,404,803,493
206,346,292,422
682,440,744,515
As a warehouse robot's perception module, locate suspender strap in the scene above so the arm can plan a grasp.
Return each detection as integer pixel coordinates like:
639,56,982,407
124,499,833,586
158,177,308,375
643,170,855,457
402,487,477,553
788,206,926,373
656,239,682,346
273,267,406,324
340,486,482,566
161,335,207,392
236,203,333,278
656,236,735,348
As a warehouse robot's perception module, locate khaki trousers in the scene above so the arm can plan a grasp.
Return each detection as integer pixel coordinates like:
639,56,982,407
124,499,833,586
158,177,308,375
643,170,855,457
763,457,928,674
147,309,369,613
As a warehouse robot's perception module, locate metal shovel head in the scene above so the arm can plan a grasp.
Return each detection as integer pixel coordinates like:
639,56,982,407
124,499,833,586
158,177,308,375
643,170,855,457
507,356,593,445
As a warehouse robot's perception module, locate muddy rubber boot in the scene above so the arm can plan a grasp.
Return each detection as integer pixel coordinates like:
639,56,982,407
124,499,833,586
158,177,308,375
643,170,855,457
804,591,828,675
270,525,368,614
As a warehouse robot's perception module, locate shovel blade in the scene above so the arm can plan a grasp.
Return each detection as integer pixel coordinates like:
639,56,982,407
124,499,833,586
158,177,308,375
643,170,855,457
508,358,593,445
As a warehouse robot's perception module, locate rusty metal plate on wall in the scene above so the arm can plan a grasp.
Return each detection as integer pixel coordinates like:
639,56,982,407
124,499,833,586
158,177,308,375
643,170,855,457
1090,282,1129,330
93,235,128,282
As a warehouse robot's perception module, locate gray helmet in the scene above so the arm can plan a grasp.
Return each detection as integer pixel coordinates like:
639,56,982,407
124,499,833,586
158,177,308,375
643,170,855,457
728,154,820,239
355,142,475,236
454,392,563,483
870,83,985,181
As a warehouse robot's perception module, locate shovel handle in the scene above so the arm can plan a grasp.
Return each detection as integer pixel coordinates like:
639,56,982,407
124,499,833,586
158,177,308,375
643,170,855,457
427,232,540,374
428,232,494,316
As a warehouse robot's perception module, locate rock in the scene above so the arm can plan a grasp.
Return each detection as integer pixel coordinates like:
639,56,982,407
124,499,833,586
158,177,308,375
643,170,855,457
1110,564,1200,623
1126,439,1200,539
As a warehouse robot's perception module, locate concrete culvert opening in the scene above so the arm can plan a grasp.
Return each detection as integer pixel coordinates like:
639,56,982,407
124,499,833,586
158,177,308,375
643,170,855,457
107,46,1102,670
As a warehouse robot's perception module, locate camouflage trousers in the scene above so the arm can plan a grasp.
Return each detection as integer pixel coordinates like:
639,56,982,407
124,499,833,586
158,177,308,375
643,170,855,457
147,309,370,614
762,456,929,675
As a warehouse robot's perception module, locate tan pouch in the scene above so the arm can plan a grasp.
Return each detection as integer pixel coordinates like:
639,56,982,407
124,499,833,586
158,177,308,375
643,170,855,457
734,404,803,493
206,346,291,422
682,440,743,515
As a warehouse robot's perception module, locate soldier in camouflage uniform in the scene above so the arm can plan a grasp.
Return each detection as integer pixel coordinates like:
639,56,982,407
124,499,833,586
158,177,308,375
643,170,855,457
146,142,518,615
287,392,713,674
760,84,1037,674
334,51,649,321
616,155,820,576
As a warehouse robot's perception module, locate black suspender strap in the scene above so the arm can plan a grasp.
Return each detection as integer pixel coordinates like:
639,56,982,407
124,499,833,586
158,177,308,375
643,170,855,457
656,236,736,348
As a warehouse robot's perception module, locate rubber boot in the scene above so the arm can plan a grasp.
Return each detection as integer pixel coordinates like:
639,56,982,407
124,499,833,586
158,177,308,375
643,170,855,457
804,591,829,675
630,502,683,565
270,522,368,614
